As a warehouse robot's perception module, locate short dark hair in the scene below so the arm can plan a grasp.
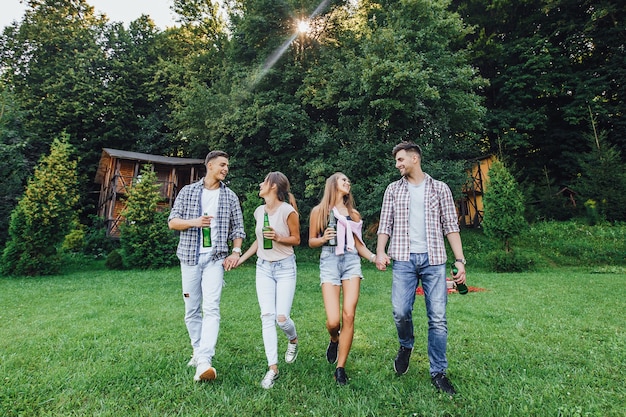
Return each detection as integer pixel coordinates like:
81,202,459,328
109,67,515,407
392,141,422,158
205,150,229,164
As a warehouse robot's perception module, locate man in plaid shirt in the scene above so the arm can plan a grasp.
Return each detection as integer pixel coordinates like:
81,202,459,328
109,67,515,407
168,150,245,382
375,141,467,396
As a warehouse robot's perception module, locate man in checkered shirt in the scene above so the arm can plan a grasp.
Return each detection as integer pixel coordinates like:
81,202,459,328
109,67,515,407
375,141,467,396
168,150,245,382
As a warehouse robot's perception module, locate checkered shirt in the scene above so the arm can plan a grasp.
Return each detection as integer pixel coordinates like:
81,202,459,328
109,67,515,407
377,174,459,265
168,179,245,265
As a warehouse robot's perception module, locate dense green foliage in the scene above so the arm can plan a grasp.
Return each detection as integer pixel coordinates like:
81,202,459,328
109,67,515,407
574,124,626,222
1,135,79,276
119,167,179,269
0,87,29,247
452,0,625,215
1,0,624,267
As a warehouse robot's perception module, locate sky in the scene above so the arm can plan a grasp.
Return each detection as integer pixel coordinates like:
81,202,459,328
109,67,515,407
1,0,178,30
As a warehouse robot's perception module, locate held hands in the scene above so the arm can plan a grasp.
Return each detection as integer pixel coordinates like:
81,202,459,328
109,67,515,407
223,253,239,271
374,253,391,271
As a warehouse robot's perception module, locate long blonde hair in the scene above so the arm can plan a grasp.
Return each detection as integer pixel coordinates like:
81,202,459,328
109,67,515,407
310,172,360,235
265,171,298,213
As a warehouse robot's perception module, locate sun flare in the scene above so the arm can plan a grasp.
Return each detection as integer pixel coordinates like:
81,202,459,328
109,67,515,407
297,20,310,34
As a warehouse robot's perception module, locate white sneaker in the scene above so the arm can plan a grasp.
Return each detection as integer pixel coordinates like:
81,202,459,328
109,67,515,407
194,362,217,382
187,355,198,367
260,369,279,389
285,342,298,363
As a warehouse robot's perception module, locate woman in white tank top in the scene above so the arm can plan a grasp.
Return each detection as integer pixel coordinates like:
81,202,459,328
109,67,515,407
237,172,301,389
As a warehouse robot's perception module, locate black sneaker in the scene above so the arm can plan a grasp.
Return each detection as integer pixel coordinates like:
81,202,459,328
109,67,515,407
326,340,339,364
394,346,412,375
431,372,456,396
334,367,348,385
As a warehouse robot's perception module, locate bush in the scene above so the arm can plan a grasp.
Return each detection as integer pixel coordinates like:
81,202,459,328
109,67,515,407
62,228,85,253
121,211,179,269
514,220,626,266
105,249,126,270
82,216,119,258
486,250,536,272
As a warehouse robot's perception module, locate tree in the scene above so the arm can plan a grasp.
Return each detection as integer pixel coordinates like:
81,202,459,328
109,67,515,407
452,0,626,215
1,135,79,276
298,0,487,217
119,166,179,269
0,1,178,223
0,85,29,247
574,114,626,222
482,160,526,252
170,0,487,231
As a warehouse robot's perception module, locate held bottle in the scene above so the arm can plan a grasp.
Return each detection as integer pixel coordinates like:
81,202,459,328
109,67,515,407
451,264,468,295
202,212,211,248
262,211,273,250
327,210,337,247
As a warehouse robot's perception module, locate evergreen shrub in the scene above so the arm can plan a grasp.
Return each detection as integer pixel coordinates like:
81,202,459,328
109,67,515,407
119,167,179,269
121,211,179,269
1,136,79,276
482,160,527,252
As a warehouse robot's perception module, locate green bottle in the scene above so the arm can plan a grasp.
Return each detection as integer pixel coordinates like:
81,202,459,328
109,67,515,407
262,211,273,250
202,212,212,248
451,264,468,295
327,210,337,247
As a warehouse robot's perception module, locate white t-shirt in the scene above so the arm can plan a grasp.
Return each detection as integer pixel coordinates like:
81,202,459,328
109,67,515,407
408,181,427,254
199,188,220,254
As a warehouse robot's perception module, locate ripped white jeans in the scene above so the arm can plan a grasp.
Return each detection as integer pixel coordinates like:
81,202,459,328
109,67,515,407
256,255,298,366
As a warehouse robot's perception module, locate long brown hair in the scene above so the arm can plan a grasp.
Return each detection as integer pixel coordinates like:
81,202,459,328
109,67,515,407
310,172,359,235
265,171,298,213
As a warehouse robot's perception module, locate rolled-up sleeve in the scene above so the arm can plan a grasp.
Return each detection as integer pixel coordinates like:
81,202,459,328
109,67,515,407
377,185,395,237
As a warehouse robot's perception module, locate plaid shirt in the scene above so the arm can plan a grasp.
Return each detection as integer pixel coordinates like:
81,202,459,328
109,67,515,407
377,174,459,265
168,179,245,265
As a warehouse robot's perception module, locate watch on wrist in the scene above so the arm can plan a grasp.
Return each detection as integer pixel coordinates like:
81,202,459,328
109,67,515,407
455,258,466,265
232,247,242,254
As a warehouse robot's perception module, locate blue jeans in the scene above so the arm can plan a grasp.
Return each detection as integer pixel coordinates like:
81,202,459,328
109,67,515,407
392,253,448,375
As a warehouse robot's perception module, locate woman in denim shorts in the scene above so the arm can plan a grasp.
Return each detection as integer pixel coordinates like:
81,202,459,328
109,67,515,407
238,172,301,389
308,172,377,385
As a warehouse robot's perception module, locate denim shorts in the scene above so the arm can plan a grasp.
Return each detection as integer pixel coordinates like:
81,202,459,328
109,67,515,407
319,246,363,286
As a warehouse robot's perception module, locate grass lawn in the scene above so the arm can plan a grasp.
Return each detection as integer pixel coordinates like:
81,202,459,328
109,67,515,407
1,257,625,416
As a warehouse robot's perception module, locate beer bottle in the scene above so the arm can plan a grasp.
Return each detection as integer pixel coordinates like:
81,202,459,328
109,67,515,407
263,211,273,250
327,210,337,247
451,264,468,295
202,212,211,248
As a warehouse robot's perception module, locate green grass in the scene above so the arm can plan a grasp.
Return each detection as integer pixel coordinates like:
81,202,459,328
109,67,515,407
1,255,625,416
